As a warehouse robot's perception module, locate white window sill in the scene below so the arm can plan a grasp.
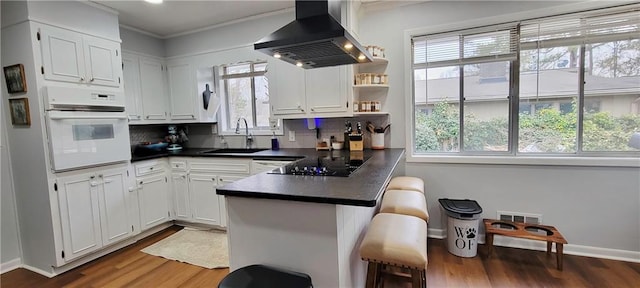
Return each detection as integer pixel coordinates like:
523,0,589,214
406,154,640,168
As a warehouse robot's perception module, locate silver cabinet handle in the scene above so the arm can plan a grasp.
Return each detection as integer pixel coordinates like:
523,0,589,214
90,181,98,187
90,78,95,82
80,77,85,82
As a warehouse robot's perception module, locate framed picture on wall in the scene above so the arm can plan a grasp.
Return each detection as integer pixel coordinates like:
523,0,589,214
9,98,31,126
3,64,27,94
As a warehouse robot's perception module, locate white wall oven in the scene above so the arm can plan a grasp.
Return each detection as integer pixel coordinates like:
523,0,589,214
45,87,130,172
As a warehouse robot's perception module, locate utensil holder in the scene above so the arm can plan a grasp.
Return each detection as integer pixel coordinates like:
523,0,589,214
371,133,384,150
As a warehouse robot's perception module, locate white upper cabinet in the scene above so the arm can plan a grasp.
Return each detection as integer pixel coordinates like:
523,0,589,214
122,53,143,121
270,62,352,119
167,62,197,121
139,57,168,121
270,59,307,117
306,66,350,115
39,25,121,87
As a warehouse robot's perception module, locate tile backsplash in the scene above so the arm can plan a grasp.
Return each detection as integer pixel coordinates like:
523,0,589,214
129,115,391,150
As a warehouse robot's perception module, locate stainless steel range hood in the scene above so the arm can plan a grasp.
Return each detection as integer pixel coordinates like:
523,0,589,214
254,0,372,69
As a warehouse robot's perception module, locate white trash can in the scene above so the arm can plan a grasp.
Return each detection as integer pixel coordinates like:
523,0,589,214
439,198,483,257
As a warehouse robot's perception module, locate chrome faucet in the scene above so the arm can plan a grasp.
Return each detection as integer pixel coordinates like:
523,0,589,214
235,117,253,149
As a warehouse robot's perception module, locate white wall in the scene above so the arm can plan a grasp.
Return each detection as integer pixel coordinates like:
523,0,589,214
359,0,640,257
25,1,120,41
120,27,165,57
164,9,292,58
0,19,23,269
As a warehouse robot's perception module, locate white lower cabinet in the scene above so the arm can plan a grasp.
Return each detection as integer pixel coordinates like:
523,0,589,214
188,174,220,226
56,166,132,262
135,160,172,231
138,174,171,231
169,158,251,228
172,171,191,221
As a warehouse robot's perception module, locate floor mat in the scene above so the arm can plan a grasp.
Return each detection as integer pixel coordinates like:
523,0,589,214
141,228,228,269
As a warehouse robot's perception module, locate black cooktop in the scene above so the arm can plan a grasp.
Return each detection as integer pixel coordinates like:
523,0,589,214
269,152,372,177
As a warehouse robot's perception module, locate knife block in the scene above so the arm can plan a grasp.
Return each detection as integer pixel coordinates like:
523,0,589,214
348,134,363,151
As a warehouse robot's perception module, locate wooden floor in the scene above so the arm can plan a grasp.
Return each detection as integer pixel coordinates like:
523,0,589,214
2,225,639,287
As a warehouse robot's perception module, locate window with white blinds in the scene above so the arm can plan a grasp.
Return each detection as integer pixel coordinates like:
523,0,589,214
413,25,518,68
411,5,640,156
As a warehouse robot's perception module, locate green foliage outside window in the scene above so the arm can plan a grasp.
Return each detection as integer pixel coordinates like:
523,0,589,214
415,101,640,153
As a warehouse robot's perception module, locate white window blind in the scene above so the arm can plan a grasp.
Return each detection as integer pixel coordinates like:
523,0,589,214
413,25,519,68
521,8,640,49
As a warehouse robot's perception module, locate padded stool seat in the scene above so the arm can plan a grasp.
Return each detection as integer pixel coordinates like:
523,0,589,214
380,190,429,222
360,213,427,288
387,176,424,193
218,264,312,288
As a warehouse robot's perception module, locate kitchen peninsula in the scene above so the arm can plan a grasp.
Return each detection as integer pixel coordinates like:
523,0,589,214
217,148,405,288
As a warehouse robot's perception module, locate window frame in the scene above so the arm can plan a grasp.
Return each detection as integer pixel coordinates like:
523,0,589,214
218,61,283,136
404,4,640,167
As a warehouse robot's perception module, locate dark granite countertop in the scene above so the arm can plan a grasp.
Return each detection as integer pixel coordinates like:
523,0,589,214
131,147,405,207
216,149,405,207
130,147,307,162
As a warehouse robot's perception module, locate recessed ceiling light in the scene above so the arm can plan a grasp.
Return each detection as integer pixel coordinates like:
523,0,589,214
358,54,366,60
274,53,281,59
145,0,163,4
296,62,303,67
344,43,353,49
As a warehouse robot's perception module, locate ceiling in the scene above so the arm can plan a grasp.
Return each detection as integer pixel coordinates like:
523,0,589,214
91,0,295,39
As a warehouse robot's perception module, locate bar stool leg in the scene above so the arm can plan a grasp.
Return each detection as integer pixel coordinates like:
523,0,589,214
365,262,380,288
547,241,552,255
411,269,422,288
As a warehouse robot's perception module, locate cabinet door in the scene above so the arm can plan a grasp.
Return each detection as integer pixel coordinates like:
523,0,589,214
83,36,121,87
217,174,247,227
39,26,85,84
140,58,167,120
188,174,220,226
122,54,143,121
167,63,197,121
138,175,171,231
306,66,350,114
56,172,102,261
172,172,191,221
98,168,132,246
270,60,307,117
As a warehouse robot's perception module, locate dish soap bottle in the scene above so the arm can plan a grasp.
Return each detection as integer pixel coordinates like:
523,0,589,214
271,132,279,150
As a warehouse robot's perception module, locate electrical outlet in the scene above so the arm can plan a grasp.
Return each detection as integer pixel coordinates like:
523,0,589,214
288,130,296,142
211,124,217,135
269,118,278,131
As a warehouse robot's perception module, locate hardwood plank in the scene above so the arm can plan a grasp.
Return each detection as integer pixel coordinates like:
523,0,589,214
3,226,640,288
177,268,229,288
123,260,203,287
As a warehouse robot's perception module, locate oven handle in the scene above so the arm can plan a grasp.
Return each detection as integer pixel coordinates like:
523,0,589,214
48,114,128,120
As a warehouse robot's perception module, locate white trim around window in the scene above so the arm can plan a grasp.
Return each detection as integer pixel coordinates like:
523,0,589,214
404,1,640,167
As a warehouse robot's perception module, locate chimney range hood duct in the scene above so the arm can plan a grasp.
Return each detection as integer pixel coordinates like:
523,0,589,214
254,0,372,69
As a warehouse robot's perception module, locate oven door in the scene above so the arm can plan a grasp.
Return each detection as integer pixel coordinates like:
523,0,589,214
46,110,130,171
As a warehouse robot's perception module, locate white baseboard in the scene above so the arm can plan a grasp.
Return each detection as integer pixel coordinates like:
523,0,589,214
22,264,56,278
0,258,22,274
427,228,640,263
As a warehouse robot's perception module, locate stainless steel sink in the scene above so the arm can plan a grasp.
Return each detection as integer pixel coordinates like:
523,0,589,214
199,148,268,154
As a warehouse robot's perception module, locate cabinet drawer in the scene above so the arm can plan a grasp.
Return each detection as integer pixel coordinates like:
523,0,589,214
170,160,187,171
190,159,251,174
135,161,166,176
217,175,247,186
